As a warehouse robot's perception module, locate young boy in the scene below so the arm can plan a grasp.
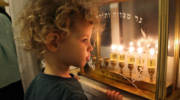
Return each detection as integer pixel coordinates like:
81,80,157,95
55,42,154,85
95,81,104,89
19,0,123,100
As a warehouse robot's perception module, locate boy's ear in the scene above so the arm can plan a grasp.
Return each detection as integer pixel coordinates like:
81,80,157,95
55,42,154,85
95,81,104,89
45,33,60,52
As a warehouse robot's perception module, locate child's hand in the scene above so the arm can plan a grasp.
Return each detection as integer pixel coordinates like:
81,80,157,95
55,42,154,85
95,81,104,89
106,90,123,100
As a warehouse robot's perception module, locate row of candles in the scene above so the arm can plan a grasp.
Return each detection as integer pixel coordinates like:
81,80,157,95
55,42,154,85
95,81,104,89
110,42,157,68
92,42,158,82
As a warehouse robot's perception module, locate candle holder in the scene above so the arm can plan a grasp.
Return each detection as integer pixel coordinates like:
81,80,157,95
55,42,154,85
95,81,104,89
148,68,155,82
98,57,103,68
137,65,143,79
92,56,96,65
104,58,110,69
119,62,125,74
128,64,134,78
110,59,117,70
110,53,118,60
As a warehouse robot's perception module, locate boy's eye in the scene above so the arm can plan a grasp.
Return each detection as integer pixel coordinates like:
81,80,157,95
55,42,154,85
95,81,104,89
82,39,88,42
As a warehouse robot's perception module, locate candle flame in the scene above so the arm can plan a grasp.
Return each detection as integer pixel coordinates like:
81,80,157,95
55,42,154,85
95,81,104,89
117,45,124,52
111,44,117,51
129,41,134,46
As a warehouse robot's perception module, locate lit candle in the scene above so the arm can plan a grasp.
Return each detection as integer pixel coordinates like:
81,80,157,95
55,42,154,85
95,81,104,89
110,44,118,70
147,48,156,82
111,44,117,52
128,46,135,64
136,47,145,80
128,45,135,78
117,45,125,62
147,48,156,68
136,47,144,66
110,44,118,60
117,45,125,74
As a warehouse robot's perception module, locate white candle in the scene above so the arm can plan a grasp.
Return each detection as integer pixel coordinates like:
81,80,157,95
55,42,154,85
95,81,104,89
147,48,156,68
136,47,144,66
128,46,135,64
117,45,125,62
110,44,118,60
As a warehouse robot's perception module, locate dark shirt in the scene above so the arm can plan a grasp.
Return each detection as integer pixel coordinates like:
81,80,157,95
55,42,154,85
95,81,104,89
24,73,87,100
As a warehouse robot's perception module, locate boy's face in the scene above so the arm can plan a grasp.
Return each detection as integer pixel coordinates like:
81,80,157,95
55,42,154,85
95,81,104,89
57,19,93,68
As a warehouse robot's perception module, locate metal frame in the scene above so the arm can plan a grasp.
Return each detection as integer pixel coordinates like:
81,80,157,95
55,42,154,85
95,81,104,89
173,0,180,90
156,0,169,99
156,0,180,99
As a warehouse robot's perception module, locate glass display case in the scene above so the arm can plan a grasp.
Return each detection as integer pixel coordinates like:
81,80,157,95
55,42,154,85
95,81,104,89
80,0,180,99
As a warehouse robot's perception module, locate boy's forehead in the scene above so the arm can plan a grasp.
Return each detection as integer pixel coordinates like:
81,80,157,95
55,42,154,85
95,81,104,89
71,19,93,36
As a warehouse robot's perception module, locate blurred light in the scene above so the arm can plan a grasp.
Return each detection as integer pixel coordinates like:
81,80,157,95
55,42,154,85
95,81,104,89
137,47,143,54
117,45,124,52
156,40,158,43
147,44,151,48
156,50,158,54
168,41,171,50
155,44,158,49
168,45,170,49
129,41,134,46
175,39,179,45
111,44,117,51
129,46,135,53
149,38,153,42
137,41,141,47
149,48,155,56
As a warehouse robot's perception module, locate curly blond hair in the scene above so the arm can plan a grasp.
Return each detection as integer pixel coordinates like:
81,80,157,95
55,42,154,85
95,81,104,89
18,0,102,59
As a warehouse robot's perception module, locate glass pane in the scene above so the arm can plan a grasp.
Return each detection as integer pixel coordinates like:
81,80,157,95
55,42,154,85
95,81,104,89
99,1,158,99
84,0,176,99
